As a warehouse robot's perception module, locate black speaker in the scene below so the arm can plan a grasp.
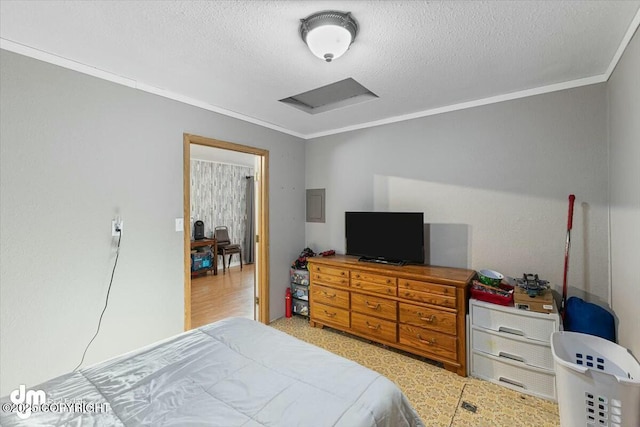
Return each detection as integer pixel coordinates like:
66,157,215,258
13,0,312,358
194,220,205,240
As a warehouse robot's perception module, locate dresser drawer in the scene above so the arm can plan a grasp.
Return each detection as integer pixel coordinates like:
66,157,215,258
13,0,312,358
399,303,457,335
351,312,397,343
311,302,350,328
312,272,349,289
398,288,456,309
310,284,349,309
470,302,558,343
351,293,397,321
471,351,556,400
399,324,457,361
471,326,554,370
309,264,349,279
399,279,455,297
351,271,396,286
350,279,396,296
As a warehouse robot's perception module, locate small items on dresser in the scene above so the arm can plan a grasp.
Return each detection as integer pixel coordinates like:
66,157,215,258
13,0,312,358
516,273,550,296
470,280,514,306
470,271,556,314
470,269,514,306
514,273,554,314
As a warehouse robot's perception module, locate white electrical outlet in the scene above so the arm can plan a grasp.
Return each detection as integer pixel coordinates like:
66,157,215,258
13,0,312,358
112,219,123,236
175,218,184,232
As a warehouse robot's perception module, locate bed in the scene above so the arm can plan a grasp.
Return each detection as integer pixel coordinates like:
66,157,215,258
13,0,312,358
1,317,423,426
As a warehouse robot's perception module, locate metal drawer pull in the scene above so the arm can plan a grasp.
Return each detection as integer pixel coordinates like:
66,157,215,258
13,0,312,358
323,310,336,317
498,352,525,363
499,377,525,389
418,313,436,323
322,291,336,298
365,301,381,310
417,334,437,345
498,326,524,336
365,321,381,330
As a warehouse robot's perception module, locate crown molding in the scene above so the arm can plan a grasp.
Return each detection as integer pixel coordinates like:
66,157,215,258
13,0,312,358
3,6,639,141
0,38,305,139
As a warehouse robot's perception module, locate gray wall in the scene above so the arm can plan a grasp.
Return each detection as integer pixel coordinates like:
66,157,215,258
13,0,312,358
608,30,640,356
0,50,305,395
306,84,610,309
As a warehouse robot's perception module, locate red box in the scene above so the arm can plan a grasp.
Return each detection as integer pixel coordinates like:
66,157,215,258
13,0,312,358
470,280,514,306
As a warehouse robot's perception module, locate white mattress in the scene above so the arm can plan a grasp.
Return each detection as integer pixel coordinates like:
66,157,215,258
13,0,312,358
1,317,424,426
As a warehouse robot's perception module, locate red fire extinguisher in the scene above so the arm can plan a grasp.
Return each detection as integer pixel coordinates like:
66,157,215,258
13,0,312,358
285,288,292,318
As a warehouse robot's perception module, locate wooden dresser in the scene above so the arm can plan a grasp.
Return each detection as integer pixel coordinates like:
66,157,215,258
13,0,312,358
308,255,475,376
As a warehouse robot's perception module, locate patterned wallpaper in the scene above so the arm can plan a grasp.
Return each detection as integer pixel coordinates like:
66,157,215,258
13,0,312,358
190,160,253,257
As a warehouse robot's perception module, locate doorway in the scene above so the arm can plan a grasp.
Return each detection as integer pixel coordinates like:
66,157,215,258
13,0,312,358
183,133,269,330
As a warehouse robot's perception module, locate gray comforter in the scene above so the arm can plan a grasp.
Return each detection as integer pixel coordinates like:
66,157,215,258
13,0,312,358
1,317,423,426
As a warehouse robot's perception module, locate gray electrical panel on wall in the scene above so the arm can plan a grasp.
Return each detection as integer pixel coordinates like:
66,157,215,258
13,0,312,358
306,189,325,223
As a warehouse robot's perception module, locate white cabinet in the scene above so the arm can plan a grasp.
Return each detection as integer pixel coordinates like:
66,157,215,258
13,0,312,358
469,298,560,400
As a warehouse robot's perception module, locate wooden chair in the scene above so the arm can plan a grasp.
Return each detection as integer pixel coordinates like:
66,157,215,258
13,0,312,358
214,226,242,274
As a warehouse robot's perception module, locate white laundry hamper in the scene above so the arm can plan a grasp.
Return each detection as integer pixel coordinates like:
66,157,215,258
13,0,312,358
551,331,640,427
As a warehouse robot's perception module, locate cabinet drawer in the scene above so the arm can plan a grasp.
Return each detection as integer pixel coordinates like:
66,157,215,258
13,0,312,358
292,299,309,317
399,324,457,361
311,302,350,328
309,264,349,278
399,303,457,335
351,271,396,287
310,284,349,309
312,272,349,289
351,312,397,343
351,279,396,296
351,293,397,321
398,288,456,309
399,279,455,297
471,351,556,400
471,327,554,370
471,302,558,343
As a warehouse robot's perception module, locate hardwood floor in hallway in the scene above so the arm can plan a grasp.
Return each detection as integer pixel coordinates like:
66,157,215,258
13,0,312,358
191,263,255,328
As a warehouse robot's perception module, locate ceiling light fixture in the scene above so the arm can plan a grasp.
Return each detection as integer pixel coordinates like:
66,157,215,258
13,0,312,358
299,11,358,62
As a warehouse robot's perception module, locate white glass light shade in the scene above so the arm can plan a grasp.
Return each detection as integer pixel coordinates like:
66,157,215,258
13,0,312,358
304,25,352,62
300,11,358,62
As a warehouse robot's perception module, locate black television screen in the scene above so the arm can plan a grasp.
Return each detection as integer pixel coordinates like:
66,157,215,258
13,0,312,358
345,212,425,265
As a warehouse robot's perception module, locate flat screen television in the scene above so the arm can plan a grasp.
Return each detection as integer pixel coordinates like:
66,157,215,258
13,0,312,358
345,212,425,266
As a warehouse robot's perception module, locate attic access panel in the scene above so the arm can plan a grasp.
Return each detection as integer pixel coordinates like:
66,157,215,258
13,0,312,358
279,78,378,114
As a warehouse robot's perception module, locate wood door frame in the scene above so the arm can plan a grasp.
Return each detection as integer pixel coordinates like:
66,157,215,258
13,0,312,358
183,133,269,329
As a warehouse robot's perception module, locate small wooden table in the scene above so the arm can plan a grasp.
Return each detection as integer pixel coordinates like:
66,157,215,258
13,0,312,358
190,238,218,275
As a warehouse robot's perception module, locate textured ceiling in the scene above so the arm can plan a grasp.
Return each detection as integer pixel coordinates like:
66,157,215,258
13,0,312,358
1,1,639,138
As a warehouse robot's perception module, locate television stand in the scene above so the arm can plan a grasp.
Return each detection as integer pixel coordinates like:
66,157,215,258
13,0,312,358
358,257,406,267
308,255,476,377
